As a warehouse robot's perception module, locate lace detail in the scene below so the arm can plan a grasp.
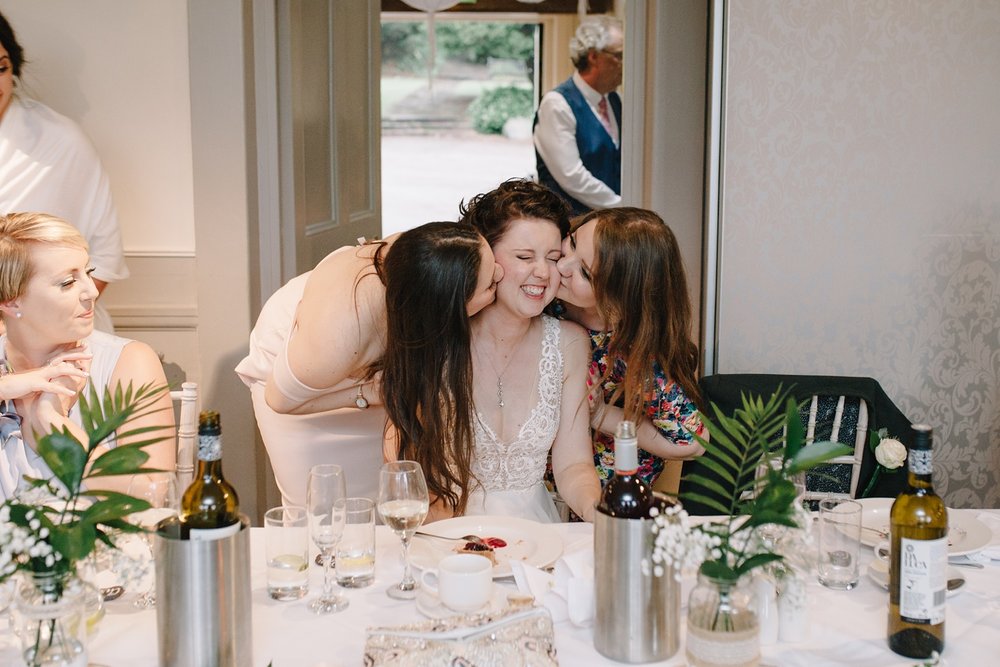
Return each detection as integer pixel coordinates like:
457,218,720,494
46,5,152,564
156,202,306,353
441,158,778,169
472,316,562,492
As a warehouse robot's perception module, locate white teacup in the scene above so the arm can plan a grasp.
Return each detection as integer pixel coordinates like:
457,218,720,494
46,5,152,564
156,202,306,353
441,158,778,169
420,554,493,612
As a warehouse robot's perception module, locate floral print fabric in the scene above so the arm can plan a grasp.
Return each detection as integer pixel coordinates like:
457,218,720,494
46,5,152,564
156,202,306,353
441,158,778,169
589,330,704,485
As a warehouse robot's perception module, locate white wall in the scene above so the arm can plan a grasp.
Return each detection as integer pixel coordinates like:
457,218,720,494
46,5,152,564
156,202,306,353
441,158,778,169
4,0,196,252
3,1,261,519
715,0,1000,507
4,1,202,383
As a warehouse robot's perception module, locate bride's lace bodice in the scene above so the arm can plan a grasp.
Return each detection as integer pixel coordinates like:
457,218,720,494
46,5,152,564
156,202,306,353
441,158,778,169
471,316,562,492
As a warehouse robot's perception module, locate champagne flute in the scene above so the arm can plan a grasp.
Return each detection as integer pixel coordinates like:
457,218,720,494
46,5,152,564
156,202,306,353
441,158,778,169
306,464,349,613
377,460,429,600
127,472,180,609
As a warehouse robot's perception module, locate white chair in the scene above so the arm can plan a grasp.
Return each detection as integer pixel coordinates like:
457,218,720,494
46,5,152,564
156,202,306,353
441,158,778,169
170,382,198,490
681,374,913,515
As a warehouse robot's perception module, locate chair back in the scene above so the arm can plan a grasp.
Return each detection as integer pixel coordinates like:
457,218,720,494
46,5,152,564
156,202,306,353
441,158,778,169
680,374,912,514
170,382,198,490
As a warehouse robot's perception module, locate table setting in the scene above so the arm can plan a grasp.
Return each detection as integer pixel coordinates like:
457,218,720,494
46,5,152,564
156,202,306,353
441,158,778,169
3,399,999,666
2,505,998,666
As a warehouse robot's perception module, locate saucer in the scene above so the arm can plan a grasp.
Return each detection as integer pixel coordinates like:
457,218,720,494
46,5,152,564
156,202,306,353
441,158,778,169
415,587,508,619
867,559,964,597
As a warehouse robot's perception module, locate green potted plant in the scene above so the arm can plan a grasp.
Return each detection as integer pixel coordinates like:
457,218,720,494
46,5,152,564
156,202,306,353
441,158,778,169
648,388,852,667
0,381,169,667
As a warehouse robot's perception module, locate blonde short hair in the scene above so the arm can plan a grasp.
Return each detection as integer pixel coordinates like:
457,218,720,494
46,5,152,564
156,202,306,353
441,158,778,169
0,212,89,303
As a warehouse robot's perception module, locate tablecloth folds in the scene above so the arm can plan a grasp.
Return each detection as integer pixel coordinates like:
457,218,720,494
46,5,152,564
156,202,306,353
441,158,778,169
510,536,595,627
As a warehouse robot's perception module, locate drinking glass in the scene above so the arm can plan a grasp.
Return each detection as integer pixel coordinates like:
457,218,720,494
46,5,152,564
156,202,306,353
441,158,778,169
377,460,429,600
127,472,180,608
306,464,349,613
817,498,862,590
264,505,310,600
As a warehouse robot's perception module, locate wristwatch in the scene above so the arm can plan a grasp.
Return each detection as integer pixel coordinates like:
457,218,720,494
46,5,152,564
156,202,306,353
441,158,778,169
355,384,369,410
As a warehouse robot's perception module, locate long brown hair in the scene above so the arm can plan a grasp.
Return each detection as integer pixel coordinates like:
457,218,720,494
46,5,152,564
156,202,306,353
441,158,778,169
584,207,703,416
379,222,484,514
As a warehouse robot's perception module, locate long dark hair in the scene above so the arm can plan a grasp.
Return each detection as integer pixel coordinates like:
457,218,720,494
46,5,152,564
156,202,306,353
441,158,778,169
0,12,25,78
379,222,484,514
584,207,703,415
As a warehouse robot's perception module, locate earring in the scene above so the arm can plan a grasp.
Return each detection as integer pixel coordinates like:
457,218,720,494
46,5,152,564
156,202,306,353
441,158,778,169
15,312,22,319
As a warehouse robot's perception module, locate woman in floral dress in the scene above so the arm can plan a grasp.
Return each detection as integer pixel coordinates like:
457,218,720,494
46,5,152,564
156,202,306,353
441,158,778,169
555,207,705,487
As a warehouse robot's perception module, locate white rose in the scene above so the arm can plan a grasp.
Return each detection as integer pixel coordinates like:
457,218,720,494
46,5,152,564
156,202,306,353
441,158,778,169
874,438,907,469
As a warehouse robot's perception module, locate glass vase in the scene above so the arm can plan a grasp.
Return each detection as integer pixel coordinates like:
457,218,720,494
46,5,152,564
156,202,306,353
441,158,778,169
685,570,760,667
11,571,89,667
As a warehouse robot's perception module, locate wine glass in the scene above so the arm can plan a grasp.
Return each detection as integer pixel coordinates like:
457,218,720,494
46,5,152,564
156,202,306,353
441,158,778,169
377,460,429,600
306,464,349,613
127,472,180,608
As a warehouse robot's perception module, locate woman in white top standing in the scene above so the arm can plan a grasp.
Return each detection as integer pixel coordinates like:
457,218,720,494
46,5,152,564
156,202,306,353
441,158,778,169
0,213,173,500
0,13,128,332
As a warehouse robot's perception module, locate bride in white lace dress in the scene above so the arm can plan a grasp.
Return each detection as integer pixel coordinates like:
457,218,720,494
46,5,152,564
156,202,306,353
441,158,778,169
462,181,601,523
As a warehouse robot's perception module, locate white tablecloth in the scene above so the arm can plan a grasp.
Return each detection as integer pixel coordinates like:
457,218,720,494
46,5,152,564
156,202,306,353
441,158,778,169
2,515,997,666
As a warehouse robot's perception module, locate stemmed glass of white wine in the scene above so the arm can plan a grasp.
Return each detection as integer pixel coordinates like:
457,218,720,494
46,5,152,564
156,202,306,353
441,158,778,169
127,472,180,608
377,460,429,600
306,464,349,613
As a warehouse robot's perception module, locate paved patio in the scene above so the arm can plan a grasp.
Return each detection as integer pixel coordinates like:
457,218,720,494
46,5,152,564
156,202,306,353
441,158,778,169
380,67,536,236
381,130,535,236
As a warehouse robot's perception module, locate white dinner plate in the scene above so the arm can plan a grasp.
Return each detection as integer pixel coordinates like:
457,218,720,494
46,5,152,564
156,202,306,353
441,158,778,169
867,559,964,597
856,498,993,556
410,515,563,578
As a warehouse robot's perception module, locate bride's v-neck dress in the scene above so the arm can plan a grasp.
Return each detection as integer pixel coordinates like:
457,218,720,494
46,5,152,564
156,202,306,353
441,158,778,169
466,315,562,523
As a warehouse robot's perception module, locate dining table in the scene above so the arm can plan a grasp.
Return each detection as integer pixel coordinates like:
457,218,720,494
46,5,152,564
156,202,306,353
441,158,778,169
1,511,997,667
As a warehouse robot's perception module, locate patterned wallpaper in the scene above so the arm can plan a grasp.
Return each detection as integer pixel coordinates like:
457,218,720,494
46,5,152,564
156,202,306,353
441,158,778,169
715,1,1000,507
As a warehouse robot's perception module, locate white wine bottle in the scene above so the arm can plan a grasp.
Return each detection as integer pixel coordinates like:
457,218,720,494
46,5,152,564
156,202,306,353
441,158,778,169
596,420,652,519
181,410,241,540
887,424,947,658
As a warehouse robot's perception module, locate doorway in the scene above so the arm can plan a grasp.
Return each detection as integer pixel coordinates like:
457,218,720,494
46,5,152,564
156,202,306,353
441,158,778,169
380,14,541,235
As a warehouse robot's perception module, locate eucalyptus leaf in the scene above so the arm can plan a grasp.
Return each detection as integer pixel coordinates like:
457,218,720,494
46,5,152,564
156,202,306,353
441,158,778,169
784,398,805,460
787,441,853,474
86,443,152,478
82,496,151,524
36,428,88,495
49,521,97,563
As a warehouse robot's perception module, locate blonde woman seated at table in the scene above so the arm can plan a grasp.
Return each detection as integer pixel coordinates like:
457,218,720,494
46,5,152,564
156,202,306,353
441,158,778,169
386,180,601,523
554,207,705,491
236,222,501,506
0,213,174,500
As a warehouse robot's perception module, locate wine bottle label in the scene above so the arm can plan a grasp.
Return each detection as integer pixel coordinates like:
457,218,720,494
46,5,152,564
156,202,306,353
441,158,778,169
197,434,223,462
898,536,947,624
188,520,241,541
909,449,933,475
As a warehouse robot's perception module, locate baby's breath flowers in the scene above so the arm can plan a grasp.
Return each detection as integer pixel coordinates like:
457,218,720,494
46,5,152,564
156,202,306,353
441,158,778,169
0,382,169,587
644,503,721,579
0,505,60,579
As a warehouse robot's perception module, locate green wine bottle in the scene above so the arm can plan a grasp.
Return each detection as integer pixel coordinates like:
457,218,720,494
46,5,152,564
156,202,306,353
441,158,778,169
887,424,947,658
180,410,241,540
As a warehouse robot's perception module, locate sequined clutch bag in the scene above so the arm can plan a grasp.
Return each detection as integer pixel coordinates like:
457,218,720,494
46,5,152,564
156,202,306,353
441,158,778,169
364,605,558,667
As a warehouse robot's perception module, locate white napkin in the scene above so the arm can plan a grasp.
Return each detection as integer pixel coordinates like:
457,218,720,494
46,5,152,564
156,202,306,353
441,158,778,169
510,537,594,627
973,512,1000,562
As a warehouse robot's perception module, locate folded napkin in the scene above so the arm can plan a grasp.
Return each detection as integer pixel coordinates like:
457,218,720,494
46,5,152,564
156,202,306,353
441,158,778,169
972,512,1000,562
510,536,594,627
